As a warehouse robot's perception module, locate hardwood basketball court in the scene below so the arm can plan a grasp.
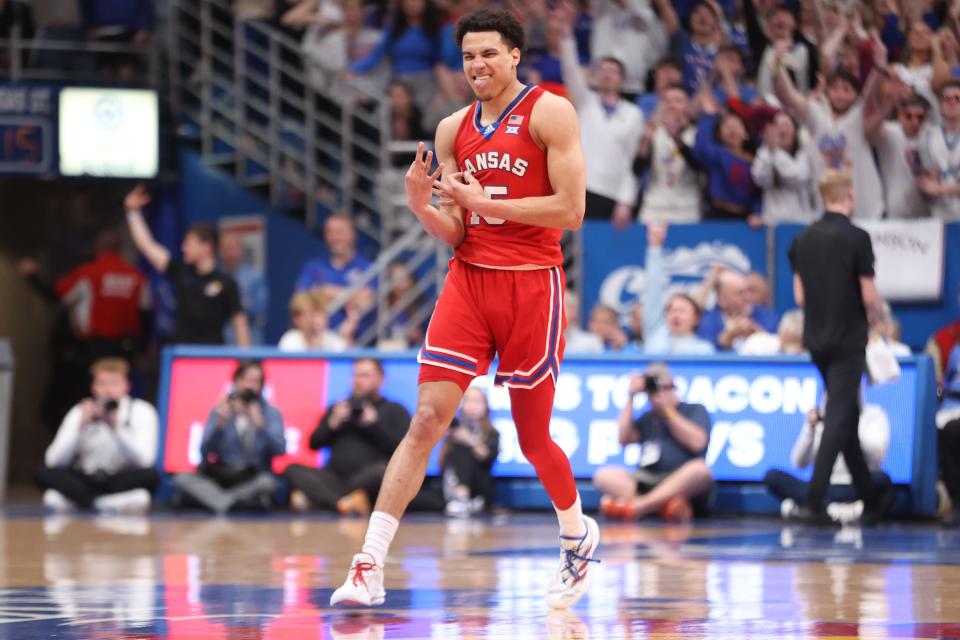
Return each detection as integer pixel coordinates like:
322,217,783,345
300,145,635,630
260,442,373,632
0,512,957,639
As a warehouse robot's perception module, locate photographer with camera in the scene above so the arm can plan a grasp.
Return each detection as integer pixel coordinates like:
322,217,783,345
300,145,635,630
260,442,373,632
172,361,286,515
284,358,410,515
36,358,159,515
592,363,714,521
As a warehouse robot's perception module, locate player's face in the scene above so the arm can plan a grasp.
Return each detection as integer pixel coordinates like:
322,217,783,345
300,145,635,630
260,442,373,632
826,79,857,115
91,371,129,402
898,105,927,137
461,31,520,101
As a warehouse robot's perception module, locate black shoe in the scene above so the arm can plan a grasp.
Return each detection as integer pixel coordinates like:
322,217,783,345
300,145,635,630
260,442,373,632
941,507,960,528
792,505,838,527
860,488,896,527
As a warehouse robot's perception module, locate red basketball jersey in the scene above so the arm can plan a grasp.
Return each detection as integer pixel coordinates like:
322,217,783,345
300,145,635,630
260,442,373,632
453,84,563,268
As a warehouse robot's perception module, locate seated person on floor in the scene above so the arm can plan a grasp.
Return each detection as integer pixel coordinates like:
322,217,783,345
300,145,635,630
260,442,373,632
764,395,891,524
172,360,286,515
593,363,714,521
284,357,409,515
36,358,159,515
439,385,501,518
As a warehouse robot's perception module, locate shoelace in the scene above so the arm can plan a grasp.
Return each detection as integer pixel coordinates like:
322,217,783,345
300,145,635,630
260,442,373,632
351,561,377,588
558,529,600,586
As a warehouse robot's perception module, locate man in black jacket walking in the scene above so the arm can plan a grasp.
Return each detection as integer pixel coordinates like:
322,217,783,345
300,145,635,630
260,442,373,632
788,170,894,526
284,358,410,515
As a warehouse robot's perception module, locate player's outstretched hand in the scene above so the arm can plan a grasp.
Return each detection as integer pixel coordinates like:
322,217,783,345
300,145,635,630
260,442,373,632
405,142,443,215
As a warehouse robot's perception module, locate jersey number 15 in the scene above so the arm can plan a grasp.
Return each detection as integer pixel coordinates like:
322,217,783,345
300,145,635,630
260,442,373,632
469,186,508,226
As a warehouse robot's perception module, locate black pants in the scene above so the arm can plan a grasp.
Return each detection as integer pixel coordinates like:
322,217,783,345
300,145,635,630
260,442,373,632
283,463,388,510
939,419,960,503
807,350,878,509
34,467,159,509
766,468,891,505
443,444,495,504
584,191,617,220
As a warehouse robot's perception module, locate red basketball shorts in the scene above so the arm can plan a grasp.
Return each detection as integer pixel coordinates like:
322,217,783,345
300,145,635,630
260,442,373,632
417,258,567,390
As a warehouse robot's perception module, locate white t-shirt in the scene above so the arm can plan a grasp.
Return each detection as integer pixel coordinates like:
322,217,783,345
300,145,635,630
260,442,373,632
920,124,960,220
560,37,644,206
278,329,348,351
803,101,884,220
876,121,930,219
640,126,703,223
751,144,819,224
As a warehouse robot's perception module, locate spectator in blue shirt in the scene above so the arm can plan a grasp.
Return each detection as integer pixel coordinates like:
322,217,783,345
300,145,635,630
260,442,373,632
220,231,268,346
350,0,444,115
654,0,727,94
295,213,375,343
697,268,778,351
172,361,286,515
694,91,762,223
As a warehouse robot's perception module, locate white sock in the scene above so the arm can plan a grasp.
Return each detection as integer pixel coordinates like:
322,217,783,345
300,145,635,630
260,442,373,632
361,511,400,566
555,495,586,547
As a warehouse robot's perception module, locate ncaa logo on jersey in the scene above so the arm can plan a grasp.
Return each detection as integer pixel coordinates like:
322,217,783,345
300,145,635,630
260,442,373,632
505,114,523,135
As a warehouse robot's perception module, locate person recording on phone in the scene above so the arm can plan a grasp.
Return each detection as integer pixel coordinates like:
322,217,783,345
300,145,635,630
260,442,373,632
172,361,286,515
284,358,409,516
592,363,714,521
36,358,159,515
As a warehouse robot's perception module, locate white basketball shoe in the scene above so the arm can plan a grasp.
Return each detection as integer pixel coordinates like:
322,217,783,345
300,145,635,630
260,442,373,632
546,515,600,609
330,553,386,607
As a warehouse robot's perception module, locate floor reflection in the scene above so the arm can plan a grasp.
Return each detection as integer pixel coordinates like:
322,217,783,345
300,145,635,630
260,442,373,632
0,515,955,639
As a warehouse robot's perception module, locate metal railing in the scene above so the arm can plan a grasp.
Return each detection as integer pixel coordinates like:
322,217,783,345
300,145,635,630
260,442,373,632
0,27,159,85
165,0,457,346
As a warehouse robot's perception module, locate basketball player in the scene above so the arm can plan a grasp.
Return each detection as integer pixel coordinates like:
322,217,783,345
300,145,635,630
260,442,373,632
331,9,598,610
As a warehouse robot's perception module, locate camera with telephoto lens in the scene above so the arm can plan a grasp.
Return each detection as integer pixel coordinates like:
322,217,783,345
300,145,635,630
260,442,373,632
231,389,261,404
643,376,660,394
348,396,366,420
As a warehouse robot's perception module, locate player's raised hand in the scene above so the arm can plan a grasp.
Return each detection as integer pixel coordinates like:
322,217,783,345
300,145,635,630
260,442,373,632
405,142,443,216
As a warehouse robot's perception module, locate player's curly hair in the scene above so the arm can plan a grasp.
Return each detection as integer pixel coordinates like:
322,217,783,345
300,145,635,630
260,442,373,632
454,9,525,53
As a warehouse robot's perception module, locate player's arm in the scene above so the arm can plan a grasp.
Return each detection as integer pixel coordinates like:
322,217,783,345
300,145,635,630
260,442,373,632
438,94,586,229
406,114,466,247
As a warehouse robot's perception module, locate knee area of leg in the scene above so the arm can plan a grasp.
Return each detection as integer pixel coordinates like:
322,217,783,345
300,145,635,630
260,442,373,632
408,406,445,444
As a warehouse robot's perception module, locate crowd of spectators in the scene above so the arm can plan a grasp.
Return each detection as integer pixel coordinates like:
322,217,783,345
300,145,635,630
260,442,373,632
269,0,960,226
